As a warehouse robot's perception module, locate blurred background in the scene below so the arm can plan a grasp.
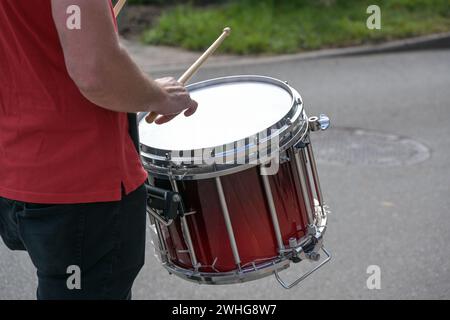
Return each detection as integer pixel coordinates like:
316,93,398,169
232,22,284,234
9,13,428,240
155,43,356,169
118,0,450,54
1,0,449,299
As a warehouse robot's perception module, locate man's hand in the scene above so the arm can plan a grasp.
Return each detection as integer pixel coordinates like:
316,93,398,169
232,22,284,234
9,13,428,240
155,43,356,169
152,77,198,124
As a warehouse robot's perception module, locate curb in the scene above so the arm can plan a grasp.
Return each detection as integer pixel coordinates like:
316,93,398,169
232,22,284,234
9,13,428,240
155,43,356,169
124,32,450,74
329,31,450,56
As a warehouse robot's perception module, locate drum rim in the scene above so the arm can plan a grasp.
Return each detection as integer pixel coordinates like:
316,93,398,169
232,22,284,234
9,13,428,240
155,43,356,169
139,75,308,180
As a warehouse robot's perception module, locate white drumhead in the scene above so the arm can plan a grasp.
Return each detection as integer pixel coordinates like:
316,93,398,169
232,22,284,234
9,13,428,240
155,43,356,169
139,77,294,151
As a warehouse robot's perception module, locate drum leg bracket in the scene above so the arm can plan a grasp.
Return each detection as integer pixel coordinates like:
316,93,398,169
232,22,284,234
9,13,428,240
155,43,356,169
145,184,184,224
274,247,331,289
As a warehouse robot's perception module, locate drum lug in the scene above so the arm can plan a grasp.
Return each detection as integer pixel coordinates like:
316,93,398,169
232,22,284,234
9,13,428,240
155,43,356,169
288,225,324,264
307,224,318,236
293,135,310,151
292,245,307,262
279,150,290,163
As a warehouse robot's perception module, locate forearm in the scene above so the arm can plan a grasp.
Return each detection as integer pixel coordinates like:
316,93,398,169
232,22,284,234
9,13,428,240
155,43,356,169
51,0,168,114
77,45,167,113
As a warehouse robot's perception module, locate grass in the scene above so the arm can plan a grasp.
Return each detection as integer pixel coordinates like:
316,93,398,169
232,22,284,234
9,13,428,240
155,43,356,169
141,0,450,55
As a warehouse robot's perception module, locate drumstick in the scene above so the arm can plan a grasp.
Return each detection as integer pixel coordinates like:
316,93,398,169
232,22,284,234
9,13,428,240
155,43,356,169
114,0,127,17
146,27,232,124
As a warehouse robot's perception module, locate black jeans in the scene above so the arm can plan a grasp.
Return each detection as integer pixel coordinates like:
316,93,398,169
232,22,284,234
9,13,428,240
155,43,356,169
0,184,147,300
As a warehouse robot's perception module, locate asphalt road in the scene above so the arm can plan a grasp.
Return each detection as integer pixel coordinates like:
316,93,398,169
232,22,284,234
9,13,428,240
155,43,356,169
1,49,449,300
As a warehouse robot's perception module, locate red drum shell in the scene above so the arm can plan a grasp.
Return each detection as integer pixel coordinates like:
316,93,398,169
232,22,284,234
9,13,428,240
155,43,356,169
156,159,314,273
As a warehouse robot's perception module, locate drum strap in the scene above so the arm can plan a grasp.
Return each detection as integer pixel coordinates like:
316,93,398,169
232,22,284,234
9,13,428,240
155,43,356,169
127,113,140,154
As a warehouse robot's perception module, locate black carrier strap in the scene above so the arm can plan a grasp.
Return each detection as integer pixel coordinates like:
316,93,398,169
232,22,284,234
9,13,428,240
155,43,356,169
127,113,140,154
127,112,184,222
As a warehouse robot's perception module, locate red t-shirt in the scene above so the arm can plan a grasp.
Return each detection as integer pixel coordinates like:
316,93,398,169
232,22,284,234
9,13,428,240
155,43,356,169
0,0,148,204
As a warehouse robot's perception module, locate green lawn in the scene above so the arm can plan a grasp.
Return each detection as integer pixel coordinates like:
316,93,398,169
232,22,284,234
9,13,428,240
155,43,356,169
141,0,450,55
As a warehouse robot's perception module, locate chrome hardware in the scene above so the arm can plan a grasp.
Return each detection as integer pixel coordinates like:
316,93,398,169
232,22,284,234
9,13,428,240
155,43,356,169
160,202,329,286
307,224,318,236
306,143,325,209
215,177,242,267
289,238,298,248
261,171,285,252
169,178,199,269
293,150,314,225
145,184,182,222
147,207,173,227
148,214,170,264
275,247,331,289
279,155,290,163
308,251,321,262
164,257,290,285
309,114,330,132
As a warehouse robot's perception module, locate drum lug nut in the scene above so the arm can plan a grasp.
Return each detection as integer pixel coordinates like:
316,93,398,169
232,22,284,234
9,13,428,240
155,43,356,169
172,194,182,203
293,136,310,151
289,237,298,248
309,114,330,132
307,224,318,236
280,151,290,163
307,252,320,261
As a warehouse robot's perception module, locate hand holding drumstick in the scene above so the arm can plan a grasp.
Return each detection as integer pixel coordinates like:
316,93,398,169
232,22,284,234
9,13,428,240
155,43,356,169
114,1,231,124
150,77,199,125
146,27,232,124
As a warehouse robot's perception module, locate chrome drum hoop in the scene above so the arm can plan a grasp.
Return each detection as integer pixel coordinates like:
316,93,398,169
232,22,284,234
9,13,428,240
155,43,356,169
163,258,291,285
139,75,308,181
153,202,329,285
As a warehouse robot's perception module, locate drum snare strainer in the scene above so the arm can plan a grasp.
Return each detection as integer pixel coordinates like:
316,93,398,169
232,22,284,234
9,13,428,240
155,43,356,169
139,75,331,289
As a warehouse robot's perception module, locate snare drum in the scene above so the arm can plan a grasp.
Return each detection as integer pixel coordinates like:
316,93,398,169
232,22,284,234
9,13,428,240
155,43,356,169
139,75,331,289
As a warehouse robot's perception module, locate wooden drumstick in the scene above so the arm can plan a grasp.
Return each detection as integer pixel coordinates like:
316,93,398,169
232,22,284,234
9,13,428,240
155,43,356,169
114,0,127,17
146,27,232,124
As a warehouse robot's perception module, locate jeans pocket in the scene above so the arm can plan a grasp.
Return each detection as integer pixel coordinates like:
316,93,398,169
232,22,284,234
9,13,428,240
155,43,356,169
0,197,15,207
23,202,73,212
0,198,26,250
17,204,85,276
